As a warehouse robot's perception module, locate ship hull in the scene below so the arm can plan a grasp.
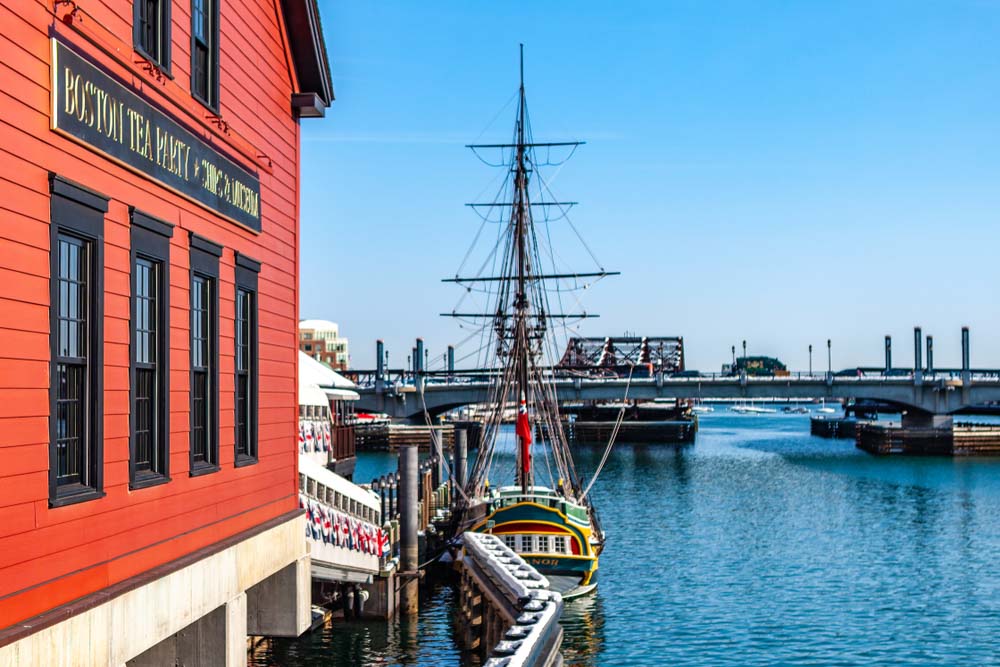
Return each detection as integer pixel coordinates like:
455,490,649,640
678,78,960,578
470,495,599,598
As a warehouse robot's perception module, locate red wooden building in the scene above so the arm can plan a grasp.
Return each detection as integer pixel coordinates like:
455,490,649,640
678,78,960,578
0,0,331,663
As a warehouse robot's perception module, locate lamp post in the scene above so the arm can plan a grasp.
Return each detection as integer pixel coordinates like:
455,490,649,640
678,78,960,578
827,339,832,376
808,344,813,376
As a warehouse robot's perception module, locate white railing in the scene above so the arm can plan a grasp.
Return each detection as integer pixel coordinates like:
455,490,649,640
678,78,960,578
464,533,563,667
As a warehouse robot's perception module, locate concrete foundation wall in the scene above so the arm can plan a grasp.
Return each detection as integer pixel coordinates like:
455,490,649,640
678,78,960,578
359,570,398,620
0,514,308,667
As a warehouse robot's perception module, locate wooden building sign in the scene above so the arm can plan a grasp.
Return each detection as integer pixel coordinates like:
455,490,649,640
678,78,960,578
51,38,262,232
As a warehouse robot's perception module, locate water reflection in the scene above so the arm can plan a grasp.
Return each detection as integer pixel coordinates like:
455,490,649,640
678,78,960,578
560,593,607,667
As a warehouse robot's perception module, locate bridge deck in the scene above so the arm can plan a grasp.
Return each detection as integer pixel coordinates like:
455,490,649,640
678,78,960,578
353,372,1000,420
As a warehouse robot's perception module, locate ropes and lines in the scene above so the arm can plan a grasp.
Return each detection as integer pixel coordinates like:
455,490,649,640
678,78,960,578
580,364,634,500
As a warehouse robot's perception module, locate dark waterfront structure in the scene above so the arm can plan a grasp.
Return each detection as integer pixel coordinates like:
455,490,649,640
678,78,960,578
810,415,858,438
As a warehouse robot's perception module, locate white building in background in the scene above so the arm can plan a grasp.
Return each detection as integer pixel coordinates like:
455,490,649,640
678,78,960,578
300,319,350,370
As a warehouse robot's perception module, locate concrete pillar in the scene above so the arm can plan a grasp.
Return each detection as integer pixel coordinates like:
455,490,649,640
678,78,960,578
246,555,310,637
447,345,455,379
962,326,971,373
376,339,385,392
415,338,424,375
399,445,419,616
926,336,933,375
454,428,468,491
127,594,247,667
432,430,443,488
884,335,891,372
913,327,922,372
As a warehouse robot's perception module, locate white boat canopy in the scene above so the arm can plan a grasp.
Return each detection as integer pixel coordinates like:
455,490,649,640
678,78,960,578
299,351,360,402
299,381,329,407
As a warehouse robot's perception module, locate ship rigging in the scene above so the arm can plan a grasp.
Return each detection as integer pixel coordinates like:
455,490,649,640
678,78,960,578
444,45,618,597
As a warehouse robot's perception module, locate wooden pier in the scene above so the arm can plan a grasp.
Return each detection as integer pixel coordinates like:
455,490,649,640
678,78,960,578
356,423,456,451
856,422,1000,455
457,532,564,666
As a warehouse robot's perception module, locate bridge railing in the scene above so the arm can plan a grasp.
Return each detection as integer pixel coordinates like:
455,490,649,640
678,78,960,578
347,367,1000,391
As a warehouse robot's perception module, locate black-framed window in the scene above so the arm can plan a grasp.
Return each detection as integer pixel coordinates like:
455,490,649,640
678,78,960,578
191,0,220,110
130,209,173,488
134,0,171,73
49,174,107,507
189,234,221,475
234,253,260,466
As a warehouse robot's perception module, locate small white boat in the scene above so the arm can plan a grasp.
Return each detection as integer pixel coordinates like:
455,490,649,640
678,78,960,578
692,405,713,414
731,400,775,414
817,399,836,414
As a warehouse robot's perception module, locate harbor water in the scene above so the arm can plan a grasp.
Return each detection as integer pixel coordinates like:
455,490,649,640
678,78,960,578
256,411,1000,665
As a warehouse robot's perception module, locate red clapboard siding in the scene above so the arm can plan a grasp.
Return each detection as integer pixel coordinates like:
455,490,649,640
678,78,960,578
0,0,304,629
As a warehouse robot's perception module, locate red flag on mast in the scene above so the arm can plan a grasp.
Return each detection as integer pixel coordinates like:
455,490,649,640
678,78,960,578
515,395,532,475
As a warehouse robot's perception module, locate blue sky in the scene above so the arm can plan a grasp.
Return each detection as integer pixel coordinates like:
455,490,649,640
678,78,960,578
300,1,1000,372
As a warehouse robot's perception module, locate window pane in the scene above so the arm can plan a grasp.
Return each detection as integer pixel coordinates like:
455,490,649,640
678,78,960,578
135,258,157,365
56,362,85,485
192,370,207,462
236,373,248,456
135,367,155,471
133,257,162,477
58,236,88,360
191,274,213,465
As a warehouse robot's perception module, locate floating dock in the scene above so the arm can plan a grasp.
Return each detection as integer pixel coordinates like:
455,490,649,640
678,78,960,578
857,422,1000,455
810,416,858,439
559,402,697,444
567,419,696,444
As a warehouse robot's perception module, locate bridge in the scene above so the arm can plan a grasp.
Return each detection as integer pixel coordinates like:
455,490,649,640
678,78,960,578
344,329,1000,426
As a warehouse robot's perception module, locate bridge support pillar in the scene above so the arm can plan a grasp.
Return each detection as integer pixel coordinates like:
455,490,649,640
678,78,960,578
885,335,892,371
398,445,419,616
415,338,426,395
962,326,972,385
913,327,923,385
926,336,934,375
376,339,385,394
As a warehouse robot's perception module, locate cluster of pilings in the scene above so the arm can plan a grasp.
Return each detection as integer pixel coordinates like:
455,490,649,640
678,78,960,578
363,429,470,619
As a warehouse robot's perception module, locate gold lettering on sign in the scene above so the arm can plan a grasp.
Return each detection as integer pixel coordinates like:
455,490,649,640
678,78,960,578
54,40,261,230
62,67,126,145
155,127,191,179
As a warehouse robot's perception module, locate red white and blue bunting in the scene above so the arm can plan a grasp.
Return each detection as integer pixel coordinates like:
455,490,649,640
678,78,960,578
298,420,333,454
299,494,389,557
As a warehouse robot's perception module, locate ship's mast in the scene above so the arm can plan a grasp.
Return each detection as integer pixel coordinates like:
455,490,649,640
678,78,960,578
515,44,531,495
445,46,617,505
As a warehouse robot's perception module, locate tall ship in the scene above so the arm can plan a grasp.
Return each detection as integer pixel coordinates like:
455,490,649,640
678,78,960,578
445,47,616,598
